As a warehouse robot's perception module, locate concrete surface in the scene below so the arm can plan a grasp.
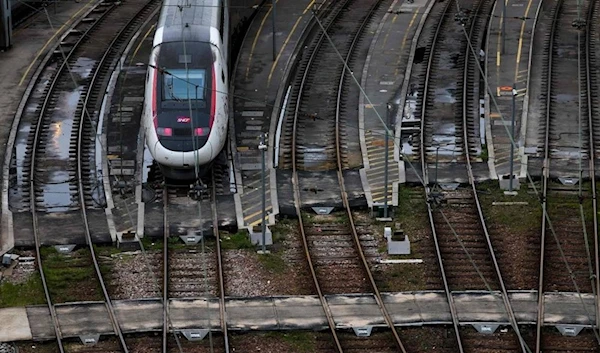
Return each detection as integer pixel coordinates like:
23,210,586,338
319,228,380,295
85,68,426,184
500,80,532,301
485,0,542,179
0,291,596,342
0,307,31,341
359,0,432,208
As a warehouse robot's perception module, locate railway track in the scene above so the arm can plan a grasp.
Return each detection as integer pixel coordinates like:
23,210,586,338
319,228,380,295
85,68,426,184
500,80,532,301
536,0,600,351
283,0,406,351
162,168,229,353
413,0,529,352
279,0,383,171
8,1,163,352
20,0,163,350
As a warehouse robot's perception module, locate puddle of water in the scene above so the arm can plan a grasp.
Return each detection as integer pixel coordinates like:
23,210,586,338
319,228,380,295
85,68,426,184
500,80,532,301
552,148,586,159
42,170,74,211
553,93,575,103
434,84,456,104
70,57,97,80
402,140,414,156
49,89,83,159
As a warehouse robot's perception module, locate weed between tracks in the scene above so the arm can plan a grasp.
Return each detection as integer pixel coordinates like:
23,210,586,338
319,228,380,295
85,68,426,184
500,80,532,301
0,274,45,307
477,179,541,232
220,230,254,250
40,247,102,303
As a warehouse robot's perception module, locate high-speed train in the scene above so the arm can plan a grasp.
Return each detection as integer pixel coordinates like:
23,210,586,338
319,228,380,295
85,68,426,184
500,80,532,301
143,0,229,180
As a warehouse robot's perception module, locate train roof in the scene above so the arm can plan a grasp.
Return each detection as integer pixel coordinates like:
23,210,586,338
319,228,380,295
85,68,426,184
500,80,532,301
156,0,222,43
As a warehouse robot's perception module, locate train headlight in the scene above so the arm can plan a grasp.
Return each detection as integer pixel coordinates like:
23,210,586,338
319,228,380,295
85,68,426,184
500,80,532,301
157,127,173,136
194,127,210,136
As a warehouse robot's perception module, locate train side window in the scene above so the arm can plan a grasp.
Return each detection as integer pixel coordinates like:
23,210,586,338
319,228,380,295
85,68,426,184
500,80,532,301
222,70,225,82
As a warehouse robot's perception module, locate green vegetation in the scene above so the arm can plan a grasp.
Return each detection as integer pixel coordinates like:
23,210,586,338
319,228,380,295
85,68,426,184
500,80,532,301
140,237,164,251
0,274,46,308
41,247,102,302
220,230,254,250
396,185,429,231
269,217,297,244
266,332,316,352
258,253,286,274
479,144,489,162
476,179,541,232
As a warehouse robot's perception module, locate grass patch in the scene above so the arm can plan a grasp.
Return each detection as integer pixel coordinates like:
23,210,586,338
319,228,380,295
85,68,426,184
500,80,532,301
266,332,316,352
375,261,427,292
0,274,46,307
140,237,164,251
396,186,429,231
41,247,102,302
269,217,298,243
258,253,286,274
476,179,541,232
220,230,254,250
479,144,489,162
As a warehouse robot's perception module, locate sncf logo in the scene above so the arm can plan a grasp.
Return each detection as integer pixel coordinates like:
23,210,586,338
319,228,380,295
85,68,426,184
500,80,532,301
177,116,191,123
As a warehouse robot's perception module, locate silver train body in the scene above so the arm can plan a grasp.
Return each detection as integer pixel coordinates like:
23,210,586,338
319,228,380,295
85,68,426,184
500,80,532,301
143,0,229,180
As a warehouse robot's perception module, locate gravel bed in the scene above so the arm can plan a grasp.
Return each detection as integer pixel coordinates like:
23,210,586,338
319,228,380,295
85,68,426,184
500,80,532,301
353,208,432,292
104,250,162,300
223,219,313,297
0,250,36,285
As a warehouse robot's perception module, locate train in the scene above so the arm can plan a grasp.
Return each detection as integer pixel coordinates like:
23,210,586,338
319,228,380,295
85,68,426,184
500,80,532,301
143,0,230,180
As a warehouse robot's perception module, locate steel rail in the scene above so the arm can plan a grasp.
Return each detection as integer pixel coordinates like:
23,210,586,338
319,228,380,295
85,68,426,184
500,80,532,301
459,0,528,352
536,1,563,351
583,0,600,332
162,172,229,353
290,1,351,350
162,188,169,353
211,168,231,353
28,3,116,352
76,3,162,351
418,0,464,351
332,0,406,351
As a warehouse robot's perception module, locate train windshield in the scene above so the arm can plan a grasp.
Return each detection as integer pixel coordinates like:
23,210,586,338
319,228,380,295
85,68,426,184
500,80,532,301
163,69,206,101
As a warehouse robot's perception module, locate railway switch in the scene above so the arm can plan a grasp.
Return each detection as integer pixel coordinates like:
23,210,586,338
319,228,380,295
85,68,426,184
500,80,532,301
384,227,410,255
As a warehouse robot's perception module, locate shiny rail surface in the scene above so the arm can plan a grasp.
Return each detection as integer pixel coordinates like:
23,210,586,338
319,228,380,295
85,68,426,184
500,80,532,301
537,0,600,351
289,0,406,351
162,171,229,353
418,0,527,351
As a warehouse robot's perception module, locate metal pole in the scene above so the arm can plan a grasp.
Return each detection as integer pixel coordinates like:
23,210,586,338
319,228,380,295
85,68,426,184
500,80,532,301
501,0,506,54
383,104,391,219
260,134,267,252
434,146,439,187
509,83,516,192
271,0,276,61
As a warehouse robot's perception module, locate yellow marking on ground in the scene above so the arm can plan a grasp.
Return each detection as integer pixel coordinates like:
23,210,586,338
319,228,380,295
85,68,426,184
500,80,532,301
394,10,419,76
495,2,504,90
245,2,279,80
267,0,316,86
131,24,156,63
245,206,273,222
514,0,534,81
19,0,95,86
381,14,398,50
